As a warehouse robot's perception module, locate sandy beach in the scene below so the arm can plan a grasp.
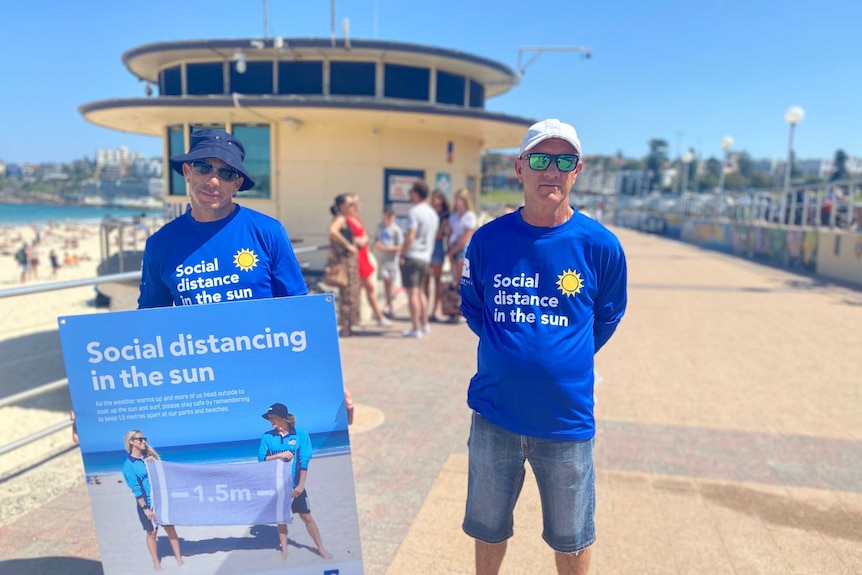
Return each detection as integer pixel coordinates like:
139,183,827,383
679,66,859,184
0,221,123,526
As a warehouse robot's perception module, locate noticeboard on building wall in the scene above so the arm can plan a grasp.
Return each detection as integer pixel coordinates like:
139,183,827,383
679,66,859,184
383,168,425,229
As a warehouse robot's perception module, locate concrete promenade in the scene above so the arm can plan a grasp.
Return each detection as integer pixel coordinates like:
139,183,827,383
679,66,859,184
1,225,861,574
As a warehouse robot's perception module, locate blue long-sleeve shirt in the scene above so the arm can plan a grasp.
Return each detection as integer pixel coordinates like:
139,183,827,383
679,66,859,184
122,454,151,503
257,427,312,488
138,205,307,309
460,209,627,440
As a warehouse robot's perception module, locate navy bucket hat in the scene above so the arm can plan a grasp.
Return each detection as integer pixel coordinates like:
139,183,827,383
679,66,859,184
261,403,291,420
169,129,255,191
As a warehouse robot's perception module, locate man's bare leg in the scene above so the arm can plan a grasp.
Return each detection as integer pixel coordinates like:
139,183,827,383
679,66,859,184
299,513,333,558
408,287,422,331
476,540,507,575
277,523,289,559
554,546,591,575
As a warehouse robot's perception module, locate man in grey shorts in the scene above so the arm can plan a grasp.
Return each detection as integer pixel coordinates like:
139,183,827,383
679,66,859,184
398,180,439,338
459,119,628,574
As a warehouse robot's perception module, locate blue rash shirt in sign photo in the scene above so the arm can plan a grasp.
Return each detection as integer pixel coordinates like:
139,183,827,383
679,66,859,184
460,209,627,441
257,427,312,488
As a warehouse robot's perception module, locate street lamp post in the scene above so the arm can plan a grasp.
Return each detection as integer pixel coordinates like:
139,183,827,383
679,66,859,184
780,106,805,225
681,151,693,195
717,136,733,217
680,151,694,217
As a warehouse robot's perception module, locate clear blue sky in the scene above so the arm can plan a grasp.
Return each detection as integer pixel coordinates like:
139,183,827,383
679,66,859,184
1,0,858,164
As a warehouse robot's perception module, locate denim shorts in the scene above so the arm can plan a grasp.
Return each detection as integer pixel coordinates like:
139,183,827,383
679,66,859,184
431,239,446,264
462,412,596,553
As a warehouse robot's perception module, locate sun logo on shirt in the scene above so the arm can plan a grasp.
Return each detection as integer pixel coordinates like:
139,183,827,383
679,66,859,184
233,248,259,272
556,269,584,296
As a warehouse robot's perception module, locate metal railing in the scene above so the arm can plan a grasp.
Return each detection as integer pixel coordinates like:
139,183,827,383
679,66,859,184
0,244,326,457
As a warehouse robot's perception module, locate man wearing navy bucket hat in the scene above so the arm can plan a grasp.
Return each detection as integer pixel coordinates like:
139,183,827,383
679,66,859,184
137,129,308,307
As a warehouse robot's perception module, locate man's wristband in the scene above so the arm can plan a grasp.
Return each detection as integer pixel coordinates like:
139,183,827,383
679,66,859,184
142,504,150,510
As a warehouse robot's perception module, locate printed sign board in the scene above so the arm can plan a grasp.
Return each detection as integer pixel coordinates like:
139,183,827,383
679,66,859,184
58,295,362,575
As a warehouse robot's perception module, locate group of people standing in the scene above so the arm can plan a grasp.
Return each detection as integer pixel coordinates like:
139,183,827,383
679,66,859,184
327,193,394,337
427,187,477,324
327,183,478,338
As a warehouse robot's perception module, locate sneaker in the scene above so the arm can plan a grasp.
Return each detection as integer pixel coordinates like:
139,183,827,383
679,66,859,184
383,309,395,319
377,317,391,327
420,324,431,334
402,329,422,339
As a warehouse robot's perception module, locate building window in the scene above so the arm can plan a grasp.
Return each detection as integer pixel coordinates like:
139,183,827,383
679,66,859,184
469,80,485,108
190,123,226,133
330,62,375,96
278,61,323,94
160,66,181,96
230,61,274,95
186,62,225,95
436,70,465,106
385,64,429,101
231,125,271,199
167,126,186,196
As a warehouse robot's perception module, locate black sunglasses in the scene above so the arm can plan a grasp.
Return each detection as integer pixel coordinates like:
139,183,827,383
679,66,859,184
189,160,241,182
521,153,579,172
131,436,147,442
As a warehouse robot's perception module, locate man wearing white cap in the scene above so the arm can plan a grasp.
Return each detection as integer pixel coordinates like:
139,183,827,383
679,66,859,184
460,119,628,574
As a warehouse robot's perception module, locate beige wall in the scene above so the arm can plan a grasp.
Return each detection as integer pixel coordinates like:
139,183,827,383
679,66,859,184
163,121,485,246
272,123,482,242
816,230,862,287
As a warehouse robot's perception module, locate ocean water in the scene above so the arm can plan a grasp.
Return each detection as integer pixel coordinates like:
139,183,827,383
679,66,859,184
0,203,164,225
82,430,351,475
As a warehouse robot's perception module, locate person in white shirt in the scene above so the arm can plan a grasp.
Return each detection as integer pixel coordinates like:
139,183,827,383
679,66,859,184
399,181,440,338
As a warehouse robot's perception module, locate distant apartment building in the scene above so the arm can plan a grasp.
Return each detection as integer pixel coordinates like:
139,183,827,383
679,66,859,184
791,157,860,180
573,168,648,195
95,145,147,178
752,158,779,176
42,163,69,181
132,157,163,178
147,177,166,198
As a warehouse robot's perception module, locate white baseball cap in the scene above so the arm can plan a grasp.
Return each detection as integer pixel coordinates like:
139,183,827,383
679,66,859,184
519,119,581,156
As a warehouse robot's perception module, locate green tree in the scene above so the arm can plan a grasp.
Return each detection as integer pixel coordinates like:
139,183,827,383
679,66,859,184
737,152,755,178
830,149,849,181
704,158,721,179
645,139,668,191
698,174,719,192
724,173,746,190
750,172,776,189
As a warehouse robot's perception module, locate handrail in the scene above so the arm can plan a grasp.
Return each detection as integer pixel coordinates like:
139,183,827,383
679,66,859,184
0,271,142,300
0,243,328,458
0,244,325,301
0,379,69,409
0,420,74,457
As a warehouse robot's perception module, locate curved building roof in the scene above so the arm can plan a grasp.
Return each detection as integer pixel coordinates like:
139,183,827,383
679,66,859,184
121,38,519,98
81,37,532,148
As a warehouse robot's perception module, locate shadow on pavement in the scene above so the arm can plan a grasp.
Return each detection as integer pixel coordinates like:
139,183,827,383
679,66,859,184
701,482,862,542
0,557,103,575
